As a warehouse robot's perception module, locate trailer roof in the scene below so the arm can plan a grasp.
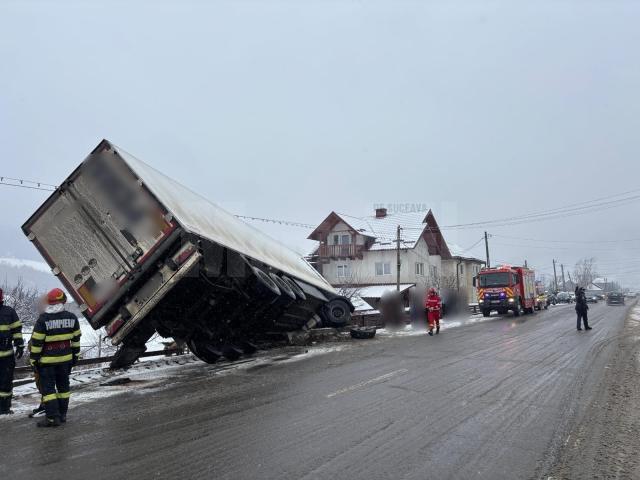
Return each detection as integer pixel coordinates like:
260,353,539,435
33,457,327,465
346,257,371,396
110,141,335,294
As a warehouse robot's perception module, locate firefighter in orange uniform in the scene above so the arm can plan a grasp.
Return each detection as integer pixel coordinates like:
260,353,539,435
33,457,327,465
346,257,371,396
425,288,442,336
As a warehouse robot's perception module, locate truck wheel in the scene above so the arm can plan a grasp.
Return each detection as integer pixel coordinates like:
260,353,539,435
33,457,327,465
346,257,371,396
188,339,221,364
321,298,351,327
482,309,491,317
250,266,281,300
269,273,296,300
281,276,306,301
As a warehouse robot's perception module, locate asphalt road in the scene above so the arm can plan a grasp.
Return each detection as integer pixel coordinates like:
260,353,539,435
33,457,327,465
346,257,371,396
2,302,632,480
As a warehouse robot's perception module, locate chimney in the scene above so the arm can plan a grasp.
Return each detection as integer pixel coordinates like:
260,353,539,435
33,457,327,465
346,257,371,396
375,207,387,218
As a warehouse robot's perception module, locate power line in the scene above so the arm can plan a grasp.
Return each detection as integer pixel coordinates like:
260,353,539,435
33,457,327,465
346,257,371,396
233,215,315,229
492,233,640,244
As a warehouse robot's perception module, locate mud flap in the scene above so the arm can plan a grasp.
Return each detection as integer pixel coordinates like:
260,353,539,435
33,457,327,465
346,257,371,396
110,344,147,369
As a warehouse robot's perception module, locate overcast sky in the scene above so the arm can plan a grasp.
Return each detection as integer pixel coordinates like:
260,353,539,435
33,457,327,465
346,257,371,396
1,0,639,288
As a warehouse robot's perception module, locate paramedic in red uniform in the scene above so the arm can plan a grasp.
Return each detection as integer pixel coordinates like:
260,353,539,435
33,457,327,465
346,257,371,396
425,288,442,336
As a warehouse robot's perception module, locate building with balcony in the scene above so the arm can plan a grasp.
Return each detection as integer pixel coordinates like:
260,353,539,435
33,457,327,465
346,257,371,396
307,207,451,292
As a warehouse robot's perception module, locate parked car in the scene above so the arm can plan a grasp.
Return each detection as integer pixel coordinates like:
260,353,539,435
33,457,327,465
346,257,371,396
607,292,625,305
556,292,573,304
586,295,598,304
625,292,637,298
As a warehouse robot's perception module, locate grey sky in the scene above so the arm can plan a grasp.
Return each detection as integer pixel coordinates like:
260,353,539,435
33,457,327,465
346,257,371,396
1,0,639,288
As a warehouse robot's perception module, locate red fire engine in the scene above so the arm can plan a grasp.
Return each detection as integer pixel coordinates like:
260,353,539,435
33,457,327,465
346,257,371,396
474,265,537,317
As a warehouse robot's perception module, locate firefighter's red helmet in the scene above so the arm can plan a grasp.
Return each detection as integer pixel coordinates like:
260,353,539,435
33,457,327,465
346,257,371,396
428,287,437,296
46,288,67,305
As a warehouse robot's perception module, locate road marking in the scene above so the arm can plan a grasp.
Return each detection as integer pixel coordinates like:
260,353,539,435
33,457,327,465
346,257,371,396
326,369,409,398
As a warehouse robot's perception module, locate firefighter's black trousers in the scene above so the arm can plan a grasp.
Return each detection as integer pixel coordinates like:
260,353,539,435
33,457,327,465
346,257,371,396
0,355,15,411
38,364,71,419
576,310,590,330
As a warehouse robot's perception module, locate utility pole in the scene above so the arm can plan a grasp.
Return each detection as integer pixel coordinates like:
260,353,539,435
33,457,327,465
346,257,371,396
484,231,490,268
396,225,401,292
524,259,528,268
552,259,559,293
561,264,566,292
456,260,462,292
567,271,573,288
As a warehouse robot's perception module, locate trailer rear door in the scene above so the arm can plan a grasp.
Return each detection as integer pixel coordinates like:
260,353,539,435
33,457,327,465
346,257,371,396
23,147,176,319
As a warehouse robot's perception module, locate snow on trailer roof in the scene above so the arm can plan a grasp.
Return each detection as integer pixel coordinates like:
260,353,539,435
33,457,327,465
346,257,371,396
110,142,335,294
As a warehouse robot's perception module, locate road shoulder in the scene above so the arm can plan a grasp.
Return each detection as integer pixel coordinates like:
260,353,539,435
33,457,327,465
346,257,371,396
550,302,640,479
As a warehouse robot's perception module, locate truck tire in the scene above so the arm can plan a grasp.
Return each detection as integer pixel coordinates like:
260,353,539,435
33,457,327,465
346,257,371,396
269,273,296,300
350,326,376,339
321,298,351,328
281,276,306,301
482,309,491,317
188,339,221,364
250,266,281,300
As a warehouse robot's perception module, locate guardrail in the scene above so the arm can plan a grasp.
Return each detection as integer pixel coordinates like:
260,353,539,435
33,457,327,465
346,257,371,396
12,348,182,387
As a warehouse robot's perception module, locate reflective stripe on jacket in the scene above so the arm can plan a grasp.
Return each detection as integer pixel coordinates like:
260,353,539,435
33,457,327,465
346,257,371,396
30,310,81,365
0,304,22,357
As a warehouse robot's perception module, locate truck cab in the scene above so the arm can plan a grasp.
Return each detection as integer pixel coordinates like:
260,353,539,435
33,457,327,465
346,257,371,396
474,265,536,317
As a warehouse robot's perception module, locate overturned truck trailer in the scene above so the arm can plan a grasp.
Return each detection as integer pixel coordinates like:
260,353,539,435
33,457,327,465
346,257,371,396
23,140,353,368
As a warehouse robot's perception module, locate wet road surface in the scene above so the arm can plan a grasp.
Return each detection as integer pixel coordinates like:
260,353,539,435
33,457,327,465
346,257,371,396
1,302,631,479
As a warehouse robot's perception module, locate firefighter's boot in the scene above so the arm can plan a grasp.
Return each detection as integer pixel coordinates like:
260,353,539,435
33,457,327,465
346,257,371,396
0,397,13,415
37,416,60,428
29,403,46,418
436,325,440,335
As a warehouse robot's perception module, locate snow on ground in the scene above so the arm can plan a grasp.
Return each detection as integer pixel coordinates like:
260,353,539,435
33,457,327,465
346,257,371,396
6,344,346,416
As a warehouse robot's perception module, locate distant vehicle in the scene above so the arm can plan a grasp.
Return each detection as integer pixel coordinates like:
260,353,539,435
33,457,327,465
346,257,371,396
474,265,537,317
607,292,625,305
625,292,637,298
534,281,547,310
535,293,548,310
22,140,353,368
556,292,573,304
569,292,576,302
546,293,557,306
586,295,598,304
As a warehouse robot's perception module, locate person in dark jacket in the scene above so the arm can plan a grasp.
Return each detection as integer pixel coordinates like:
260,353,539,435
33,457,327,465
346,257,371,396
575,286,592,331
29,288,81,427
0,288,24,415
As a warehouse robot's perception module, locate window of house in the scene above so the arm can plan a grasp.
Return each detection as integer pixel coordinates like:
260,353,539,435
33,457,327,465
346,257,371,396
337,264,350,278
430,265,438,278
415,262,424,276
459,264,464,274
341,234,351,244
333,234,339,245
376,262,391,276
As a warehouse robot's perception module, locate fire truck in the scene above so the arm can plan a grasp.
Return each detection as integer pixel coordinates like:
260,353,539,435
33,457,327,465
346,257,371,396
474,265,537,317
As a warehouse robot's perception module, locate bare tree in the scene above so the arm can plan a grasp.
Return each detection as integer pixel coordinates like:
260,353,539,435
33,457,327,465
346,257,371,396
1,278,41,327
573,258,598,288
